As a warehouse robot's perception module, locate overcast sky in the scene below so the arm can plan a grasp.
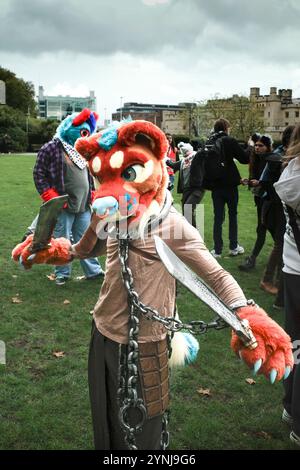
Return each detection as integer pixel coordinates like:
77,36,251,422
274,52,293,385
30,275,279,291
1,0,300,123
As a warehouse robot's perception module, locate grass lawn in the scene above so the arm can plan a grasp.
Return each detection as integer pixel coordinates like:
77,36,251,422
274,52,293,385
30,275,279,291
0,154,295,450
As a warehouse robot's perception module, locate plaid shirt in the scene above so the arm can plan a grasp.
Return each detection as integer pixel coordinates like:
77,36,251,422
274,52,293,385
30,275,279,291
33,138,94,201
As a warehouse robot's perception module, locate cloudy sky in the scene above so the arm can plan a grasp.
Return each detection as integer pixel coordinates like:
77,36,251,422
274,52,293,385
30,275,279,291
1,0,300,123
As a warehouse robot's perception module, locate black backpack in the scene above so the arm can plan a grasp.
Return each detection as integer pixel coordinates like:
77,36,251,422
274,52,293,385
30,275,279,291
192,138,226,190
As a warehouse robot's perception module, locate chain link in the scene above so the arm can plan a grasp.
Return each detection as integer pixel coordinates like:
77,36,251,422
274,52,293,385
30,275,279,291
119,237,228,336
117,237,148,450
117,235,229,450
160,410,170,450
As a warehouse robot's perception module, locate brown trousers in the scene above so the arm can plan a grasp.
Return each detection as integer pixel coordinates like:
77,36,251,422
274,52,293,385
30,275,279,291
88,322,167,450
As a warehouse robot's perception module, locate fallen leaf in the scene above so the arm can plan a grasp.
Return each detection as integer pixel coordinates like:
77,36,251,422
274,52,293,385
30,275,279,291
197,388,212,397
46,273,56,281
255,431,272,440
52,351,65,358
245,378,256,385
12,296,22,304
63,299,71,305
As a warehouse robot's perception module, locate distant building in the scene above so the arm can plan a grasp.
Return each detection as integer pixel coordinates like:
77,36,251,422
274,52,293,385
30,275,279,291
104,119,111,127
0,80,5,105
111,88,300,141
37,86,96,121
112,102,194,135
250,87,300,140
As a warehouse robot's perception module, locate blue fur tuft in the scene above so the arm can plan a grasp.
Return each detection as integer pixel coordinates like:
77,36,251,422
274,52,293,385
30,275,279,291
55,114,75,142
182,332,199,365
98,126,118,150
98,117,133,151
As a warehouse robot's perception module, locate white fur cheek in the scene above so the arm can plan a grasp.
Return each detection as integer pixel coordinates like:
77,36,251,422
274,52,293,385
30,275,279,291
92,157,101,173
123,183,137,193
110,151,124,169
134,160,154,183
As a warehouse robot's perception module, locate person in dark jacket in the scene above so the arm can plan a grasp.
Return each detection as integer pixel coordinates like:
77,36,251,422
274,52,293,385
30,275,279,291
209,118,251,258
266,126,295,307
242,127,295,303
239,134,272,272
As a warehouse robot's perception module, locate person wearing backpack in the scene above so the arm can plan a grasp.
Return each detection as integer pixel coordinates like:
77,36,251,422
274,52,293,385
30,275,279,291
274,124,300,447
207,118,251,258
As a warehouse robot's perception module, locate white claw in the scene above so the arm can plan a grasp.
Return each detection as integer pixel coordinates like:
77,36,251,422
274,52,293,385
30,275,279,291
284,366,292,380
19,256,25,270
253,358,263,375
269,369,277,384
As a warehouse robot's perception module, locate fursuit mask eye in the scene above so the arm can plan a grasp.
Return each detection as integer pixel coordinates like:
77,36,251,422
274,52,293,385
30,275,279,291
80,129,90,138
121,164,144,182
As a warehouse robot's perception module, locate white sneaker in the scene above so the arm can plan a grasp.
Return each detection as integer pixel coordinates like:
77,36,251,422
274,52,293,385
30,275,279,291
290,430,300,446
229,245,245,256
282,409,293,427
210,249,222,259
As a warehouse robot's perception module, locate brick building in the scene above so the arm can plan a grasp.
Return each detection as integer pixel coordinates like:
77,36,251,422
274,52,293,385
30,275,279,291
250,87,300,140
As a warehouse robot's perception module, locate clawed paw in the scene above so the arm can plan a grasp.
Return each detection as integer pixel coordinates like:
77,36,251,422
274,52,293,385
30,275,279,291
232,305,294,384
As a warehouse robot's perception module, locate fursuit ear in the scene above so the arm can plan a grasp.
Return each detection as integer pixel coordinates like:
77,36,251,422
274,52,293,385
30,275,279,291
72,108,91,127
118,120,168,160
75,132,102,161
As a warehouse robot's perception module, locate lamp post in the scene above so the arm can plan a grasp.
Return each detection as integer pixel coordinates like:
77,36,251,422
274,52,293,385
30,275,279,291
120,96,124,121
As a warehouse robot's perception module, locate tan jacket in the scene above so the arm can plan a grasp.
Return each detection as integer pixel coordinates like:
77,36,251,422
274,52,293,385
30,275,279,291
73,206,246,344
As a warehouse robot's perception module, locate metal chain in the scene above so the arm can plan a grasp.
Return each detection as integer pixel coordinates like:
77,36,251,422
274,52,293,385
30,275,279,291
160,410,170,450
118,237,228,336
117,236,147,450
117,235,230,451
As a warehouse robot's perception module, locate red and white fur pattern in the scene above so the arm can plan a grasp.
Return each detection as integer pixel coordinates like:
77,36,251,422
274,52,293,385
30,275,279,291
75,120,169,237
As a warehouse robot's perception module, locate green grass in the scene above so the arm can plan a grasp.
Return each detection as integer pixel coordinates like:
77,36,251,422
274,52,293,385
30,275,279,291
0,154,295,450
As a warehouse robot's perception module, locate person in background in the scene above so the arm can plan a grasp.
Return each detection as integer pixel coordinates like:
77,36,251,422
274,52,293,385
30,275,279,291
33,109,104,286
274,123,300,447
165,133,178,191
239,134,272,272
166,142,205,229
208,118,251,258
260,126,295,307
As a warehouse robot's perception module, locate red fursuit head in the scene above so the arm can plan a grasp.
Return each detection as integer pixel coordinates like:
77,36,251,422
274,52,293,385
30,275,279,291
75,120,169,235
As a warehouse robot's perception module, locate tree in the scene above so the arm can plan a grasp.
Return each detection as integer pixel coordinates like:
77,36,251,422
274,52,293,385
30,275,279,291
0,105,28,152
195,94,264,141
0,67,37,116
27,118,58,150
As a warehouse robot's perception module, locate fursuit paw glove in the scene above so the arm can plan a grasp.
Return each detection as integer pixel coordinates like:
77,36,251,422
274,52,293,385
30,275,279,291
231,305,294,383
12,234,72,270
